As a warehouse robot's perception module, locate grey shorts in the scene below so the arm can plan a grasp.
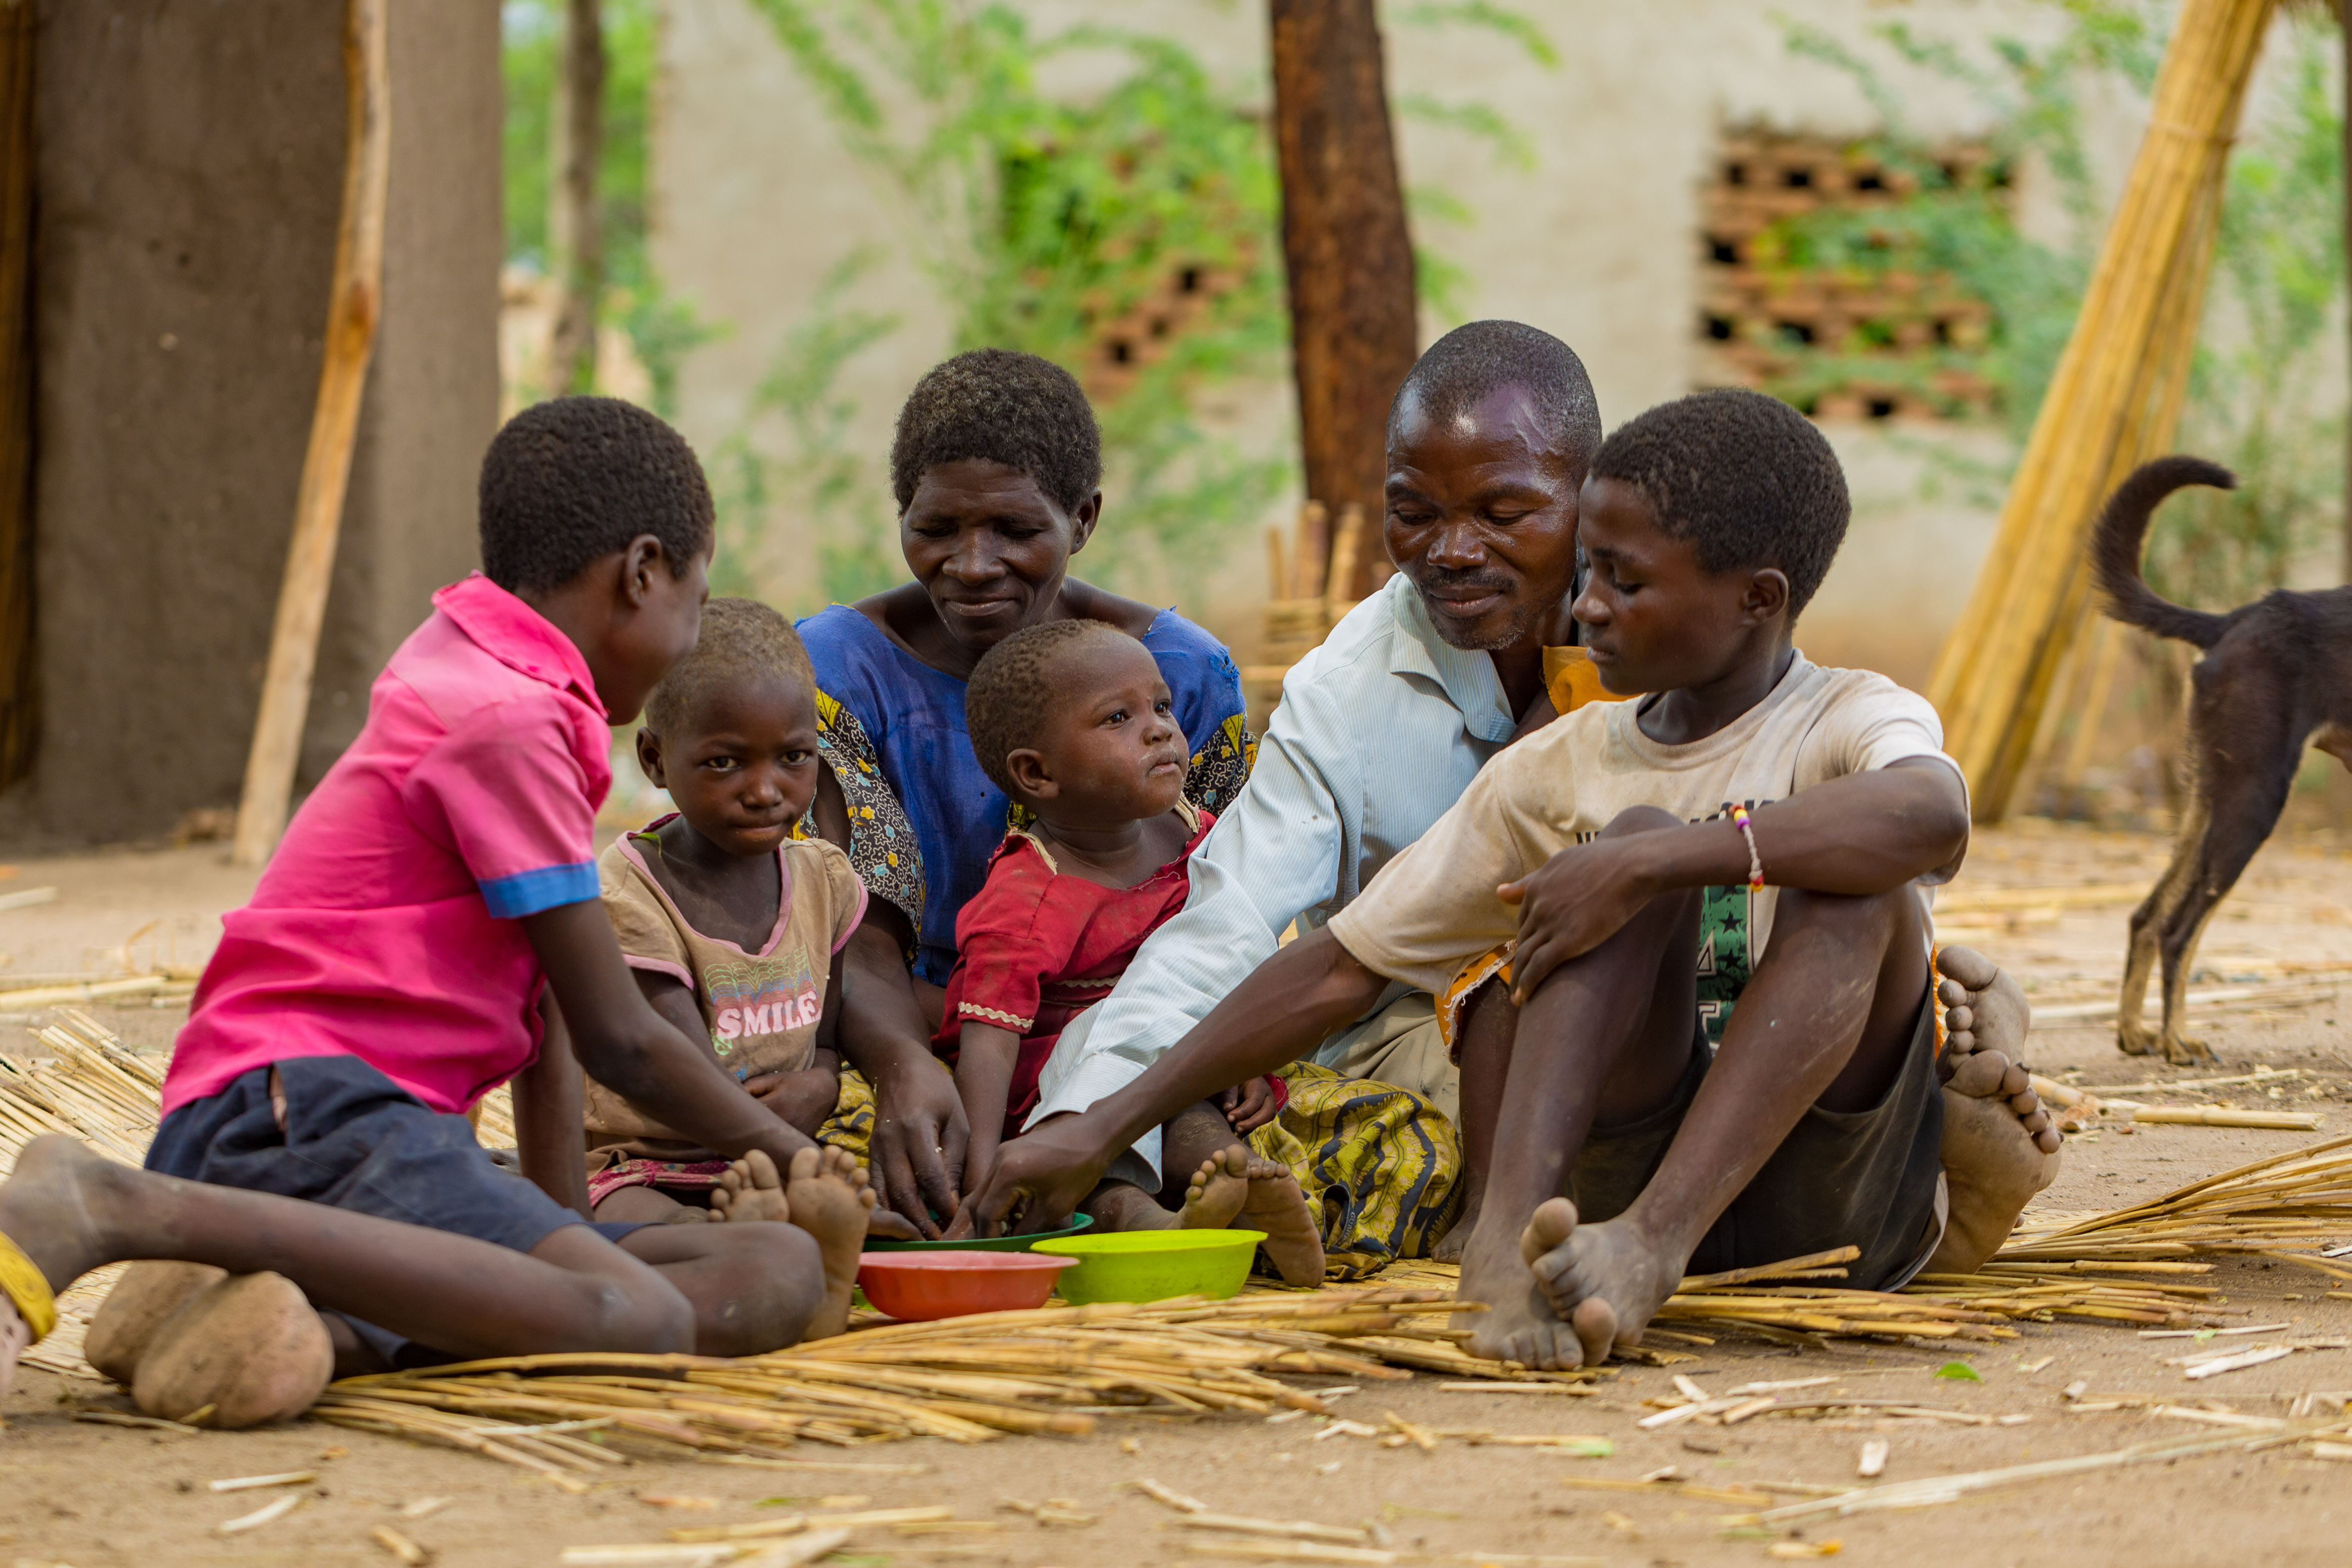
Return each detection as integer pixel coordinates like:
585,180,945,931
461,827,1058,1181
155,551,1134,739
1568,989,1946,1291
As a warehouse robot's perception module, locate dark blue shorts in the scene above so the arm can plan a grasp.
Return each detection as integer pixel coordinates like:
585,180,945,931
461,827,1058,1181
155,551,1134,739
147,1055,641,1366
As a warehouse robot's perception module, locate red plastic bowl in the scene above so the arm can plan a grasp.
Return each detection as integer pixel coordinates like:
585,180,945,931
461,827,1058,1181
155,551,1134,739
855,1251,1081,1321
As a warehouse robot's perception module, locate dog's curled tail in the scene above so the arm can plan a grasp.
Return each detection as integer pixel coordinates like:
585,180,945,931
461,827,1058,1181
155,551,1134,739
2091,456,2236,649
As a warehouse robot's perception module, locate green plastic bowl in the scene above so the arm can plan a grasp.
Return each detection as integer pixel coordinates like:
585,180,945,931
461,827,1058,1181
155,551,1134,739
1032,1229,1266,1304
862,1213,1094,1254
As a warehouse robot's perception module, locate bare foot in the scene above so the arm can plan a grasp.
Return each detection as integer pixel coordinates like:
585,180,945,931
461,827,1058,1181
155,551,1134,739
1520,1197,1684,1369
1179,1147,1251,1229
1085,1178,1181,1233
1431,1180,1482,1265
1456,1214,1582,1370
1929,1048,2063,1274
782,1146,876,1338
711,1150,793,1226
85,1261,227,1385
0,1292,26,1400
132,1270,334,1427
1935,946,2031,1068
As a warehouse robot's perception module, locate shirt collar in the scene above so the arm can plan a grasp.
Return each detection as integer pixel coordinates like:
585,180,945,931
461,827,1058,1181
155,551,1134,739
1382,573,1516,744
431,573,608,719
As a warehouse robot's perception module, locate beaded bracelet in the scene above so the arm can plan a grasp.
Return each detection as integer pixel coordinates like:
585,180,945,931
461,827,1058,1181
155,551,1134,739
1727,802,1764,894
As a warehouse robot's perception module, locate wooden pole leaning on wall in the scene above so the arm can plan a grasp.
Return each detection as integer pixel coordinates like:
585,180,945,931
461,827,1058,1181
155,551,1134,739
1925,0,2274,822
230,0,390,867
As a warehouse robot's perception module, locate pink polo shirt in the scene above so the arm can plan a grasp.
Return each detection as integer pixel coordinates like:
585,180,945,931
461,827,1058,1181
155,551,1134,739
163,575,614,1117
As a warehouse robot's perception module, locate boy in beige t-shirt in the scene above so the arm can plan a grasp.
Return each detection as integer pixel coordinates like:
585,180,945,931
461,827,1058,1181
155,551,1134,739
960,388,2060,1370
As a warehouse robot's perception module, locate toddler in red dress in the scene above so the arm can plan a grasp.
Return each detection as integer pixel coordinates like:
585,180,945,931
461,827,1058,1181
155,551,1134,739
938,621,1324,1282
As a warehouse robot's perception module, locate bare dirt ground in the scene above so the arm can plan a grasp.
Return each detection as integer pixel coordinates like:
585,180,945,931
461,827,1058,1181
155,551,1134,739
3,820,2351,1568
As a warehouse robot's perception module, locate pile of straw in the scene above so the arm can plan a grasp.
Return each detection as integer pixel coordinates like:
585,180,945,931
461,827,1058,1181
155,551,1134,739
1997,1134,2352,1281
0,1008,164,1173
306,1246,2246,1482
314,1290,1478,1482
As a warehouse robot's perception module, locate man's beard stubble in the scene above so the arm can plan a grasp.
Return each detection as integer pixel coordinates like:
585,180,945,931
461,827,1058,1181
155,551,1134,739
1412,565,1541,652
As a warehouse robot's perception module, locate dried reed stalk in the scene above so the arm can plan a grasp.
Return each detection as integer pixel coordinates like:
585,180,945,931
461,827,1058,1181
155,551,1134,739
1996,1135,2352,1279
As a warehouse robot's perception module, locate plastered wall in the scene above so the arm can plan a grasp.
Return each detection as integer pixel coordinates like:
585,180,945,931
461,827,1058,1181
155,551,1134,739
25,0,498,844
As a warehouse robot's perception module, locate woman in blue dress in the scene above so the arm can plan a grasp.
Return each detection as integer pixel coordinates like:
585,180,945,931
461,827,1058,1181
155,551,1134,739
800,348,1251,1232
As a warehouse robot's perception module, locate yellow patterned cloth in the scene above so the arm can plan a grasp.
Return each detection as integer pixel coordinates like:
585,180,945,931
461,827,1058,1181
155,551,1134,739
816,1065,880,1160
818,1062,1460,1281
1247,1061,1462,1281
0,1228,56,1343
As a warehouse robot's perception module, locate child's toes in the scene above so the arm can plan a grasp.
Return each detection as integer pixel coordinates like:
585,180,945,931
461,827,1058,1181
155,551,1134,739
745,1149,787,1191
786,1146,822,1186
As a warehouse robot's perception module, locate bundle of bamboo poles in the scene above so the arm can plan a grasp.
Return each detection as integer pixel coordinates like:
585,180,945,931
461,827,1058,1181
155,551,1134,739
1996,1134,2352,1279
1927,0,2277,820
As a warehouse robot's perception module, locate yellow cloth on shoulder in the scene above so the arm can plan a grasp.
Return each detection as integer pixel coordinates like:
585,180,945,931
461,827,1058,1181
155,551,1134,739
0,1229,56,1343
1542,645,1631,716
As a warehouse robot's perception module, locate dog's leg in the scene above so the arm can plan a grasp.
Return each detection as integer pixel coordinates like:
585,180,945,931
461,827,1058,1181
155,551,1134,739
2119,795,2201,1057
2153,696,2300,1066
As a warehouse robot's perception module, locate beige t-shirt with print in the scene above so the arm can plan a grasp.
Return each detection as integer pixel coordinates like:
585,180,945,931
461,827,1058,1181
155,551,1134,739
584,825,867,1159
1326,654,1966,997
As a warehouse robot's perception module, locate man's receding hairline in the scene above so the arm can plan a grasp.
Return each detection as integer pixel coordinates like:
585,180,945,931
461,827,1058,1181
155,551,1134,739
1389,381,1589,466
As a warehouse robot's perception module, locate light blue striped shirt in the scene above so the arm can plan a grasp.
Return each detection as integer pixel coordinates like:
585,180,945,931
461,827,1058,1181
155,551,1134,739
1028,573,1518,1163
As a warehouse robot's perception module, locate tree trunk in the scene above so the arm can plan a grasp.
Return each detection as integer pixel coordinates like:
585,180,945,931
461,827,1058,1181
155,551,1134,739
547,0,603,398
1268,0,1418,600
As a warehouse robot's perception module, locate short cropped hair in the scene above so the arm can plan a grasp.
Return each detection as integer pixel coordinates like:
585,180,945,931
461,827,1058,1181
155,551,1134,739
889,349,1103,516
643,598,816,738
478,396,714,594
1590,388,1849,616
1387,321,1604,480
964,619,1138,797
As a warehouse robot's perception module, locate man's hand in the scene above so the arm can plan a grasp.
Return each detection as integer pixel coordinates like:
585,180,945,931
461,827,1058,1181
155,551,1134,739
960,1114,1110,1238
742,1067,844,1139
868,1056,970,1239
1497,833,1663,1004
1221,1077,1279,1135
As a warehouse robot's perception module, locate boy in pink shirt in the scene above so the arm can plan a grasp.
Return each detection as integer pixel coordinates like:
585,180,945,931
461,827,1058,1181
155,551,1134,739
0,397,891,1426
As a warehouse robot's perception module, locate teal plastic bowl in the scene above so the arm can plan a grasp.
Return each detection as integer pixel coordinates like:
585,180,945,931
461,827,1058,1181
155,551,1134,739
863,1213,1094,1254
1032,1229,1266,1304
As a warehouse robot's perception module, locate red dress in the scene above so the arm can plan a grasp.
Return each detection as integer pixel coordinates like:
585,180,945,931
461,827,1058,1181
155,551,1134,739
934,804,1282,1139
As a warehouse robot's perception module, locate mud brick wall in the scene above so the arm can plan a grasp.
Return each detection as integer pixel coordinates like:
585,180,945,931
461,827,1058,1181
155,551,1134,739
1695,129,1998,421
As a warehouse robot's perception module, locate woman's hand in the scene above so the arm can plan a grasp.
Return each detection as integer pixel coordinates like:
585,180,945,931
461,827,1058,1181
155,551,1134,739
1497,834,1664,1004
742,1067,845,1139
1221,1077,1279,1135
869,1054,971,1238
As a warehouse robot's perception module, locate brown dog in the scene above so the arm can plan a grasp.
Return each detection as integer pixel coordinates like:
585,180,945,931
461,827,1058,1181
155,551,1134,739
2091,456,2352,1065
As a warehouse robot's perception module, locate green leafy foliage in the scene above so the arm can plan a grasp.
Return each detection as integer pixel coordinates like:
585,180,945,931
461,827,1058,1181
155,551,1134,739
724,2,1291,591
2151,21,2345,611
1773,3,2342,610
502,0,713,415
721,0,1552,600
1934,1359,1983,1381
1766,4,2161,442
